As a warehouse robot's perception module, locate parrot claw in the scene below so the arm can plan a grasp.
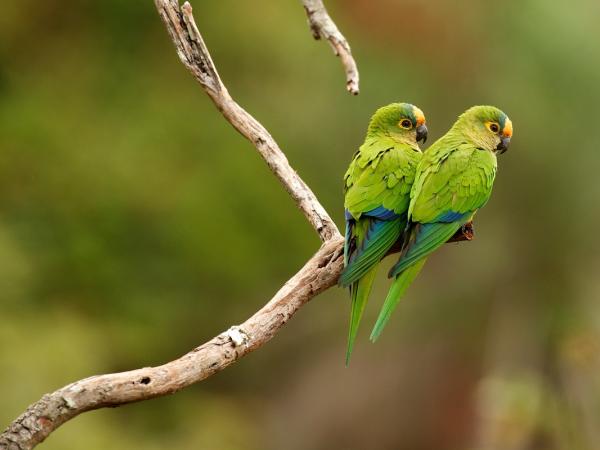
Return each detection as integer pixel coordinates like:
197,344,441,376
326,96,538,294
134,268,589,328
447,221,474,243
225,326,249,347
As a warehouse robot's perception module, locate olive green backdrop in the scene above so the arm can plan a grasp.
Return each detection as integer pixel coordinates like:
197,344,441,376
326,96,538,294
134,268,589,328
1,0,599,449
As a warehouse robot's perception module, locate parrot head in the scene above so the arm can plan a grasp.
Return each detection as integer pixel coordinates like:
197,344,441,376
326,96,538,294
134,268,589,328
367,103,428,146
456,105,513,154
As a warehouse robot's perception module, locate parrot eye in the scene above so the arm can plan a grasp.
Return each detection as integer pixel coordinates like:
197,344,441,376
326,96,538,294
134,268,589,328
399,119,413,130
486,122,500,133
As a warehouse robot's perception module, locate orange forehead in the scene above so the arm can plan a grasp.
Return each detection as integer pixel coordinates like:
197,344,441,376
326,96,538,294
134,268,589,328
503,119,513,138
413,106,426,126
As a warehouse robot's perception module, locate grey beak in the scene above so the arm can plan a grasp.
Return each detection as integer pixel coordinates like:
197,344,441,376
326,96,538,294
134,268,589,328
416,124,428,145
496,136,511,154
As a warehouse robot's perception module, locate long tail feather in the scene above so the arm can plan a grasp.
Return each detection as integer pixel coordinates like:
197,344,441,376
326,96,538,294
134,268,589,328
346,266,378,365
339,218,402,287
370,258,427,342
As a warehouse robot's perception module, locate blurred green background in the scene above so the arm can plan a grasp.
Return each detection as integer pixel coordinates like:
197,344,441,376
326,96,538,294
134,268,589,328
1,0,600,449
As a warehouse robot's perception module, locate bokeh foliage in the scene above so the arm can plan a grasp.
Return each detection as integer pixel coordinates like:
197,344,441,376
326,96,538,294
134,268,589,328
1,0,600,449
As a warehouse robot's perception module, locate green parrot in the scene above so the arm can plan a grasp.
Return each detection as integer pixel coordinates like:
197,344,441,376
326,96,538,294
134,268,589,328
340,103,428,364
370,105,513,341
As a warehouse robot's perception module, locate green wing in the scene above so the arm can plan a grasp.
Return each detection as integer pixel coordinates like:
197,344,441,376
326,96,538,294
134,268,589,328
344,137,421,218
341,137,421,286
342,137,421,363
409,143,497,223
371,143,498,340
390,143,497,278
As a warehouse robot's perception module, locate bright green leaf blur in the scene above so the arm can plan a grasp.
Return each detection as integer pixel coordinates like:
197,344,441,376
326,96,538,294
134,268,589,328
1,0,600,449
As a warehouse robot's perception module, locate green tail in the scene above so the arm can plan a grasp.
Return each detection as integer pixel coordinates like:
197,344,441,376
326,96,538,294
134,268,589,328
346,266,378,366
370,258,427,342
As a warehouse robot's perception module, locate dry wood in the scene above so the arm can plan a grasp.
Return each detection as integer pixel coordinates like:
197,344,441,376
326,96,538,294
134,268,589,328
301,0,360,94
157,0,341,242
0,2,472,448
0,1,351,448
0,238,343,450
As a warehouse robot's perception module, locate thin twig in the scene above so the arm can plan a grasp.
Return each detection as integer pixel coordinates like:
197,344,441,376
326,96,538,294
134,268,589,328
158,0,341,242
301,0,359,95
0,2,472,447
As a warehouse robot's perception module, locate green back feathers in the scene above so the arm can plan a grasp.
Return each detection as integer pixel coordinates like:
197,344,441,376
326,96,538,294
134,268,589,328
407,105,508,222
342,102,427,363
344,137,420,218
367,105,511,341
409,143,497,223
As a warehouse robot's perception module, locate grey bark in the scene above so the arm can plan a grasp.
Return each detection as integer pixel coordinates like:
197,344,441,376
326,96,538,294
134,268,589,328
0,1,352,448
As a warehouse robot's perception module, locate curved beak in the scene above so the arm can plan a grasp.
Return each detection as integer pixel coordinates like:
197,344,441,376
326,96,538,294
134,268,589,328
416,124,428,145
496,136,511,154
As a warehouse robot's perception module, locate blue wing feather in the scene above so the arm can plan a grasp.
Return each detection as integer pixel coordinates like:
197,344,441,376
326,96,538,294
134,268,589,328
436,211,470,223
340,207,405,287
388,211,471,277
363,206,400,221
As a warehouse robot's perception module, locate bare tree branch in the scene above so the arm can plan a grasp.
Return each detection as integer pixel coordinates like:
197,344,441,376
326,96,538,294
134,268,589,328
0,238,344,450
301,0,359,95
0,1,346,448
0,2,473,448
158,0,341,242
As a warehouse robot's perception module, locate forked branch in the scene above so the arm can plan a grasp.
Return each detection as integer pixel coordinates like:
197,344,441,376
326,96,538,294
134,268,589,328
0,1,347,448
0,2,471,448
157,0,341,242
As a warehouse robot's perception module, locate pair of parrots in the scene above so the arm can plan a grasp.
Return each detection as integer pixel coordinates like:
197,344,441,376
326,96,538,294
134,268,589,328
341,104,512,363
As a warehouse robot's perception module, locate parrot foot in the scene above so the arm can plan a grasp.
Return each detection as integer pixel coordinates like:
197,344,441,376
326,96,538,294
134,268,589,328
225,326,249,347
447,221,474,243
